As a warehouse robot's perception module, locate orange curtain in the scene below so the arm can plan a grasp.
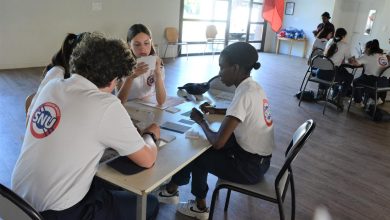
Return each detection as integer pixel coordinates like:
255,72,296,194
262,0,285,32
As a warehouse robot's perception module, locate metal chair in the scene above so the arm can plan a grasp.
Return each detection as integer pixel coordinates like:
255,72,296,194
0,183,44,220
204,25,225,56
347,66,390,119
163,27,188,59
209,119,316,220
299,55,338,114
299,48,324,91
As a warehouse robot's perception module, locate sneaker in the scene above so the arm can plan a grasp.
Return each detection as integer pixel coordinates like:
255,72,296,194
354,102,365,108
177,200,209,220
157,188,179,204
377,99,384,105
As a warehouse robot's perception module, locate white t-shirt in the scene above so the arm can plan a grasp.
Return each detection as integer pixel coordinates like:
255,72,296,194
12,69,145,212
126,66,165,101
313,38,328,50
325,39,351,66
356,53,389,76
226,77,274,156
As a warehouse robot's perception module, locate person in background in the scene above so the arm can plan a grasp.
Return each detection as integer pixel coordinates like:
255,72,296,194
313,12,335,37
157,42,274,220
117,24,166,105
349,39,389,106
312,26,334,51
12,32,160,220
316,28,354,108
25,33,85,116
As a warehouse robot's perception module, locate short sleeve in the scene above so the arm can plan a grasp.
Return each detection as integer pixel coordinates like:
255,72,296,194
226,91,247,122
27,66,65,116
98,101,145,156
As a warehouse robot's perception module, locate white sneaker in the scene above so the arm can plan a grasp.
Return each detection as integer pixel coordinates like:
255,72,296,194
377,99,384,105
157,188,179,204
353,102,365,108
177,200,209,220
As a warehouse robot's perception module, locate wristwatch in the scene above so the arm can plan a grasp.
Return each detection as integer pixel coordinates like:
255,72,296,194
143,131,158,143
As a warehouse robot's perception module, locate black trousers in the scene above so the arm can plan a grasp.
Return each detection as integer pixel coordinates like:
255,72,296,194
353,74,389,103
171,135,271,199
40,177,159,220
317,66,354,96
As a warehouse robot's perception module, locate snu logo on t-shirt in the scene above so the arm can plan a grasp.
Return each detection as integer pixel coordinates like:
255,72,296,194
30,102,61,139
263,99,273,127
378,56,388,67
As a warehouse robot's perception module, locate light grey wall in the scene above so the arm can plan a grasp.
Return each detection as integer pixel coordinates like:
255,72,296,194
0,0,180,69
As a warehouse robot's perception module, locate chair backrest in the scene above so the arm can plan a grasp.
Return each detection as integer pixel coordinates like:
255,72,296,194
0,184,43,220
309,48,324,62
275,120,316,198
311,55,335,71
206,25,218,39
165,27,179,43
379,66,390,78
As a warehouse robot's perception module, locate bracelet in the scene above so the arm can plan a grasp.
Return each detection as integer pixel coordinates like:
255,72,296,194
143,131,158,143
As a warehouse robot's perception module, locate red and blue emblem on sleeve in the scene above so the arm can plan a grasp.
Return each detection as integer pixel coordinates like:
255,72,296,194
263,99,273,127
30,102,61,139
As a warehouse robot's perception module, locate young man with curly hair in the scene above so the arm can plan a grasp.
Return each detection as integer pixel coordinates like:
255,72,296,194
12,32,160,220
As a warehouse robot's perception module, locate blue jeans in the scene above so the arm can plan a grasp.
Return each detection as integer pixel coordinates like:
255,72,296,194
171,135,271,199
41,177,159,220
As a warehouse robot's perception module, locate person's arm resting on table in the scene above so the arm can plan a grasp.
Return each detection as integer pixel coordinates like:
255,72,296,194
191,108,239,150
127,123,159,168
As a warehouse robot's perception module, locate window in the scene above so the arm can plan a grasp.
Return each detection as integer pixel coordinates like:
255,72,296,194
180,0,266,55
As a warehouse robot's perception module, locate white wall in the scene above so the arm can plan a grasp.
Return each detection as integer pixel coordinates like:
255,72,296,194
274,0,335,57
274,0,390,58
0,0,180,69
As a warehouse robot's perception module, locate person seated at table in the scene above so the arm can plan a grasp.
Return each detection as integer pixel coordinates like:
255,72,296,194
117,24,166,105
25,33,86,117
12,32,160,220
316,28,354,106
349,39,389,107
157,42,274,220
312,26,334,51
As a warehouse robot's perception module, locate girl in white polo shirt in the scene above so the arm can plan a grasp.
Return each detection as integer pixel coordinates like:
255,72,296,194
157,42,275,220
350,39,389,105
117,24,166,105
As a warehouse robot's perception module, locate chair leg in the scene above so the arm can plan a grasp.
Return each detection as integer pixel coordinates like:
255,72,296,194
290,176,296,220
298,79,310,106
224,189,231,212
209,187,221,220
299,69,310,92
164,44,169,58
323,87,332,115
347,86,355,112
277,199,286,220
372,90,378,120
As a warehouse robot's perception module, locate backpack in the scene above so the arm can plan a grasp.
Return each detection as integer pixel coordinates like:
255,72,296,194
295,90,315,102
366,105,390,122
178,75,219,95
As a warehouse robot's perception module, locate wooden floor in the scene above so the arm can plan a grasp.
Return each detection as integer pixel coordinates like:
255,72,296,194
1,53,390,220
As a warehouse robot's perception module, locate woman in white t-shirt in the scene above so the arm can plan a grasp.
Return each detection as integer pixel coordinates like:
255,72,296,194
350,39,389,104
156,42,274,219
117,24,166,105
312,26,333,51
317,28,354,106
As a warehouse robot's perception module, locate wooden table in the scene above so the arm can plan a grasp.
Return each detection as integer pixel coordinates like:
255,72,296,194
276,37,307,58
96,98,225,220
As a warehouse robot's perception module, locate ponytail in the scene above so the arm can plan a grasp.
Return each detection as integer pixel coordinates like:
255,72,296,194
326,28,347,58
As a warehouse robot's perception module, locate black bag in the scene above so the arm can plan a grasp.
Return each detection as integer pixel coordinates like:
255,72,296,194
178,75,219,95
366,105,390,122
295,90,315,102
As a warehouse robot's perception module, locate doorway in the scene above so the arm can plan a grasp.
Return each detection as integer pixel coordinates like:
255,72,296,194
179,0,266,55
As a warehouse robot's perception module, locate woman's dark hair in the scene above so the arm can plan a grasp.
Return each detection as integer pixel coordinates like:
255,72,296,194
70,32,136,88
366,39,383,55
326,28,347,58
127,24,156,56
220,42,261,74
43,33,86,78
